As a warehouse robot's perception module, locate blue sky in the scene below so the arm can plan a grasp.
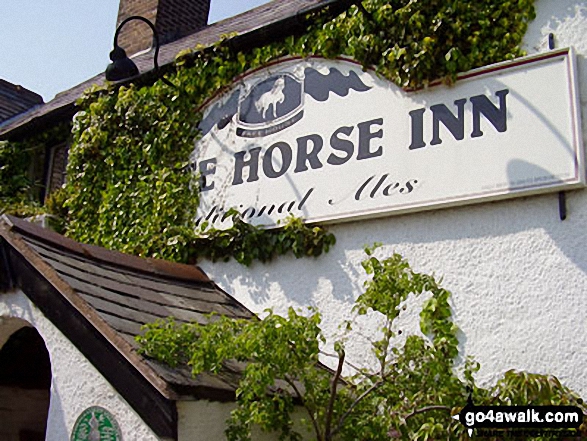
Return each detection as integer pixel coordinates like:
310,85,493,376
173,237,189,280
0,0,271,102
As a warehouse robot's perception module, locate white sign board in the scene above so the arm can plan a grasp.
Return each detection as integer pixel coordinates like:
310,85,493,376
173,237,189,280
192,48,584,227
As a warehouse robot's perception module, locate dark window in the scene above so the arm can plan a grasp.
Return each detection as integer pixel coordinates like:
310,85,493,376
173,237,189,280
43,142,69,201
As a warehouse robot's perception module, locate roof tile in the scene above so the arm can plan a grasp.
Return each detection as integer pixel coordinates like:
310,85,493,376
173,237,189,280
0,214,255,398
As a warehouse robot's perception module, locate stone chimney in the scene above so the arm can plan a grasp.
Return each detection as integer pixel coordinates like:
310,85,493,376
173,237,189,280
116,0,211,57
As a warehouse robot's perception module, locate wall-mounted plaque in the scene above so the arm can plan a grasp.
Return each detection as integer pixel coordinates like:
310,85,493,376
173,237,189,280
70,406,122,441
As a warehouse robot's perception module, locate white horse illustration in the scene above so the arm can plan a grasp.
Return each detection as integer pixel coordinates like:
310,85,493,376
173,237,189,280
88,412,101,441
255,77,285,119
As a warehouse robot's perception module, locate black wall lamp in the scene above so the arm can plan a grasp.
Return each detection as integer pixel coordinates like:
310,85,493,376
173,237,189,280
105,15,176,88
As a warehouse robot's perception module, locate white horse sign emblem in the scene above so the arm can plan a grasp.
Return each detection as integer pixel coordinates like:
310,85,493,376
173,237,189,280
198,63,371,139
237,73,304,137
254,77,285,118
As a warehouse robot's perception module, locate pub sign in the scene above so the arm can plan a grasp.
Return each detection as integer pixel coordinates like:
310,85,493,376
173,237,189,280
192,48,584,228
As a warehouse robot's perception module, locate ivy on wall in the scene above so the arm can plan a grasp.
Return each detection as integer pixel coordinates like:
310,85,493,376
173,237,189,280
1,0,536,264
0,140,36,216
194,213,336,266
0,122,70,217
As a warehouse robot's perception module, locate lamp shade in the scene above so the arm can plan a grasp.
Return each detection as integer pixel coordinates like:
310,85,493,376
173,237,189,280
105,46,139,82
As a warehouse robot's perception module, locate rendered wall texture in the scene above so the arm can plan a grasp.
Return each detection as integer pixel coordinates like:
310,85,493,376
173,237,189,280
0,290,160,441
178,401,312,440
198,0,587,399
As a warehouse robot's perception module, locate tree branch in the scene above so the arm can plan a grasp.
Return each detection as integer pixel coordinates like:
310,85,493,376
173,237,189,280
379,317,393,377
404,405,452,421
320,350,377,378
330,379,385,438
325,350,345,440
319,350,367,376
284,375,323,441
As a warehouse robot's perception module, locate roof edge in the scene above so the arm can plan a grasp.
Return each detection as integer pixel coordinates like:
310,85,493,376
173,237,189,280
0,217,180,399
0,225,179,438
0,0,355,140
2,215,211,284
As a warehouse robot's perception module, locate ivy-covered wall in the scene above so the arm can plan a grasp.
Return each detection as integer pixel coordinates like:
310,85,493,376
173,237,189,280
0,122,70,217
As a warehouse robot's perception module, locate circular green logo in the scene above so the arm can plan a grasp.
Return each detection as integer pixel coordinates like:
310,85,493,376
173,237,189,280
70,406,122,441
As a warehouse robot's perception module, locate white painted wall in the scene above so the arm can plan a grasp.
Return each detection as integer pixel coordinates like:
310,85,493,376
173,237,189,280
198,0,587,400
178,401,312,441
0,290,161,441
178,401,237,441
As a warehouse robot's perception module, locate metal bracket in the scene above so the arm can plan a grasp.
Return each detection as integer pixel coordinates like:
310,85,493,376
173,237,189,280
559,192,567,221
548,33,567,221
548,33,555,50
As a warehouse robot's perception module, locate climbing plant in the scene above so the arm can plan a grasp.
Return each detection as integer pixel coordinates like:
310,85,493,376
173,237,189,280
0,139,37,216
3,0,536,264
192,212,336,266
0,122,71,217
138,247,586,440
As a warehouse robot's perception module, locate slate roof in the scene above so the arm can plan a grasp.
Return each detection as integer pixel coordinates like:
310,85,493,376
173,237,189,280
0,79,43,124
0,214,256,438
0,0,350,141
